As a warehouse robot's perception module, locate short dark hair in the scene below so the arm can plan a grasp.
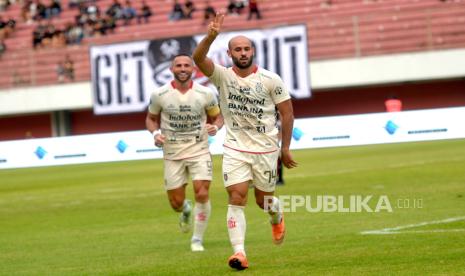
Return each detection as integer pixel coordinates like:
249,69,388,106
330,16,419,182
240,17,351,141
171,54,193,66
172,53,192,60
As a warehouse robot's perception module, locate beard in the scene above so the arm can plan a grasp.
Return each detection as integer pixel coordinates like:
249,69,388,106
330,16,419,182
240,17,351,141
232,55,254,69
174,72,192,83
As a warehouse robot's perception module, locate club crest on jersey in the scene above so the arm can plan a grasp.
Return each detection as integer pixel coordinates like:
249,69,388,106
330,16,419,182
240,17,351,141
166,104,177,112
255,83,264,93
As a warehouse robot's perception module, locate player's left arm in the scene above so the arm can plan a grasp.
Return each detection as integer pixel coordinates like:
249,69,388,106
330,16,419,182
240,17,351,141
270,75,298,169
206,105,223,136
276,99,297,168
204,89,223,136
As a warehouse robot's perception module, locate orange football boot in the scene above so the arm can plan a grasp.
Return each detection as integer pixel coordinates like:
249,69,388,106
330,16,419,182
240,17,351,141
228,252,248,270
272,213,285,245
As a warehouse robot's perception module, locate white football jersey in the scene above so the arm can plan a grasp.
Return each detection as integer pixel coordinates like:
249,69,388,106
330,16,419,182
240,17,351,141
209,64,291,153
148,80,220,160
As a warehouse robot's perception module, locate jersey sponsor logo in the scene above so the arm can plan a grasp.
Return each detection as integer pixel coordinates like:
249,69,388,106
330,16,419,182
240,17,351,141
179,105,191,112
239,86,251,94
227,93,265,106
168,114,201,121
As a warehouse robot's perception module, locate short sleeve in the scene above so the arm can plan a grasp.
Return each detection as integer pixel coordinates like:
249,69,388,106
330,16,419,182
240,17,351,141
270,75,291,105
148,91,161,115
209,63,227,87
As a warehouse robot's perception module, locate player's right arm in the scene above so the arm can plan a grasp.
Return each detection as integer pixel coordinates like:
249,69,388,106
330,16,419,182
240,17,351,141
145,112,165,147
193,13,224,77
146,92,165,147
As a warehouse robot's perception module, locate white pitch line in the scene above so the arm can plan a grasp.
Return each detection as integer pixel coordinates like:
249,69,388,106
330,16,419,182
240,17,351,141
361,216,465,235
391,229,465,234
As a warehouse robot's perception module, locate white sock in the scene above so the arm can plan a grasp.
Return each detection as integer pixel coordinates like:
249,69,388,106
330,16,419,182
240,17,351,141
268,196,282,224
191,200,211,243
227,205,246,255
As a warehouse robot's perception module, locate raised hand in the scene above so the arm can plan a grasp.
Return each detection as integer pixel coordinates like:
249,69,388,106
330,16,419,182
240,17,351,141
208,13,224,38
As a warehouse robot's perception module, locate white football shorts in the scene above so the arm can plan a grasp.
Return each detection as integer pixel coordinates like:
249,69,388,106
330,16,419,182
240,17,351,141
163,153,213,190
222,146,279,192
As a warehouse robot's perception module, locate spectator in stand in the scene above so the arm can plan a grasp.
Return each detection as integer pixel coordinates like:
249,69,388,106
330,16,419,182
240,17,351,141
26,0,38,23
7,18,16,30
83,21,95,38
57,55,75,82
183,0,195,19
45,0,62,19
169,0,185,21
122,0,137,25
203,0,215,25
64,21,84,44
40,21,56,47
56,61,65,82
0,16,6,39
51,29,66,48
87,2,100,22
227,0,245,16
64,54,75,81
75,3,89,26
104,15,117,33
88,17,101,36
0,39,6,59
68,0,78,8
0,0,10,12
21,0,32,23
106,0,123,20
247,0,262,20
137,0,152,24
34,0,47,20
0,17,15,40
32,20,47,48
6,18,15,39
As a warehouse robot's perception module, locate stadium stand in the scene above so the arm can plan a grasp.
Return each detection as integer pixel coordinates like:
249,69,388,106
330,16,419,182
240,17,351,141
0,0,465,88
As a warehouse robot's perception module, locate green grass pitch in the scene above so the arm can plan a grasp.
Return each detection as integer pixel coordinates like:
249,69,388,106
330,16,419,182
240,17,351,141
1,139,465,275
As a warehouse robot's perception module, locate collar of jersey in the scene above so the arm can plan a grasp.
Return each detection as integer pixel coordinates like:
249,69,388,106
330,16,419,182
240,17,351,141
232,65,258,78
171,80,193,91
